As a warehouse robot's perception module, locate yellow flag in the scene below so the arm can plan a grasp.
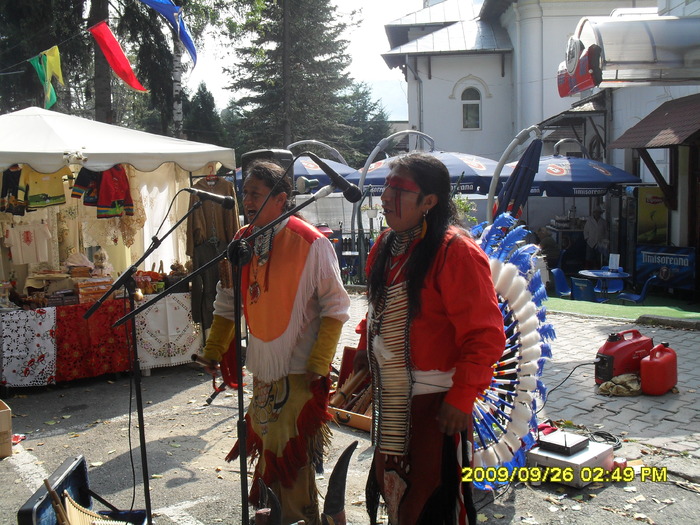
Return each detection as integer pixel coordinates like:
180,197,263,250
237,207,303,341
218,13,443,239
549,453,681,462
43,45,64,86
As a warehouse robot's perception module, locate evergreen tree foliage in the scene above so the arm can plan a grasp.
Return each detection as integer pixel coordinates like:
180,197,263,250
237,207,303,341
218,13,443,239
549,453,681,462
183,82,226,146
231,0,352,152
339,82,393,168
0,0,92,114
0,0,239,134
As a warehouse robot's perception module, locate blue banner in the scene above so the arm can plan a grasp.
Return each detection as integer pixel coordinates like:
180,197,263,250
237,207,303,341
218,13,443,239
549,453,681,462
635,245,696,290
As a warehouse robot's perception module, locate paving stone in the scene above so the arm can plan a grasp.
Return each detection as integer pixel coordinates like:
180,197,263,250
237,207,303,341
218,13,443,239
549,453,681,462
664,408,700,424
649,397,690,413
662,441,696,452
619,419,654,438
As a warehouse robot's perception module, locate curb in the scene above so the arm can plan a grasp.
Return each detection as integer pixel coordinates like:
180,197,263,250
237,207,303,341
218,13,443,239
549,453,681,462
636,315,700,331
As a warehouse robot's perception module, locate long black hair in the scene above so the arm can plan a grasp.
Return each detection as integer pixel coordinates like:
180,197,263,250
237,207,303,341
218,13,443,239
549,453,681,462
368,153,463,319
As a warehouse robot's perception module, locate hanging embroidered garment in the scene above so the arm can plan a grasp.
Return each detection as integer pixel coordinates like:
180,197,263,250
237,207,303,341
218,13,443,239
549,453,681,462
71,167,102,206
4,223,53,265
96,165,134,218
18,165,69,209
0,166,25,215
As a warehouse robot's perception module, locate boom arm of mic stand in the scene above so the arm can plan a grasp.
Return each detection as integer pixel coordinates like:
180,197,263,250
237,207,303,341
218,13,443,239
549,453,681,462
84,200,202,321
113,248,226,328
113,187,332,328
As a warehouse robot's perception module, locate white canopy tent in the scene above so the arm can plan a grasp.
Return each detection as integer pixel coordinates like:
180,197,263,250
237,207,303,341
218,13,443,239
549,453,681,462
0,106,236,172
0,107,236,280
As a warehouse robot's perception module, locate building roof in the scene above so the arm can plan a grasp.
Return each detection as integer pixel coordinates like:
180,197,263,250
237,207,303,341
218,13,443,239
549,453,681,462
609,93,700,149
539,92,607,128
384,0,482,49
382,19,513,69
479,0,516,21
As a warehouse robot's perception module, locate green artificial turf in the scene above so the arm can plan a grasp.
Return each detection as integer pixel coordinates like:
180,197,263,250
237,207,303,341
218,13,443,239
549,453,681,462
544,294,700,321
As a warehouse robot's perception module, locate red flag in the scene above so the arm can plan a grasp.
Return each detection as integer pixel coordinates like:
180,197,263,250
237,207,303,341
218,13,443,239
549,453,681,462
89,21,148,92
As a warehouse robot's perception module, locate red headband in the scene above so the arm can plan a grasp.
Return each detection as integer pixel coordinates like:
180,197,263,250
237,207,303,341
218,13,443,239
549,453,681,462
384,174,421,193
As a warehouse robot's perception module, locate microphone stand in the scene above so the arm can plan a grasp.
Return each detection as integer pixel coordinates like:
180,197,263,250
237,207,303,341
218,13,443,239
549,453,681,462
84,200,203,525
115,185,335,525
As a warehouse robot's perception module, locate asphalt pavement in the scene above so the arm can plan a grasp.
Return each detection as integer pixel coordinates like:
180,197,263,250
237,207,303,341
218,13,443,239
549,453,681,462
2,292,699,524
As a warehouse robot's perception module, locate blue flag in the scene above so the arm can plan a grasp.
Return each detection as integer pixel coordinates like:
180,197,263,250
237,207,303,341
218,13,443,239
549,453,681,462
138,0,197,65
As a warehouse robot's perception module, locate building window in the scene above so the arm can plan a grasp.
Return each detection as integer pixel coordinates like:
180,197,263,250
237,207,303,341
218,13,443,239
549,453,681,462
461,87,481,129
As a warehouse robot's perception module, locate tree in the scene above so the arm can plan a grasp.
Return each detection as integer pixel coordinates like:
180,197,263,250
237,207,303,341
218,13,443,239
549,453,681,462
339,82,393,168
183,82,226,145
230,0,353,153
0,0,92,114
0,0,240,133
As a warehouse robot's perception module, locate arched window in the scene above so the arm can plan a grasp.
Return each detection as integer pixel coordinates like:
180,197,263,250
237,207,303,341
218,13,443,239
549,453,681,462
461,87,481,129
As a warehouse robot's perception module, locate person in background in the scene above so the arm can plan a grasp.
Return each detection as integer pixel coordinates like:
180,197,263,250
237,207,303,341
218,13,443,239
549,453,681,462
354,153,505,525
198,160,350,525
517,219,539,245
537,226,561,269
583,206,608,268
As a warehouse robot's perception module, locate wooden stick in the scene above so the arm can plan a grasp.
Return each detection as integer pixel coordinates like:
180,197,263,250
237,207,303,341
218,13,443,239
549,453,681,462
349,383,372,413
330,369,368,407
43,479,71,525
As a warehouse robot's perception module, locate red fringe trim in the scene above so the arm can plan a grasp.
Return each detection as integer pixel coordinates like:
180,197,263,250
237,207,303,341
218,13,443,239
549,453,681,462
226,377,332,504
220,337,243,388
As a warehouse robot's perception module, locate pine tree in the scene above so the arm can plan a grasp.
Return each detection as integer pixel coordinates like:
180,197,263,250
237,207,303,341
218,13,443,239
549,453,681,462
183,82,226,145
232,0,352,152
339,82,393,168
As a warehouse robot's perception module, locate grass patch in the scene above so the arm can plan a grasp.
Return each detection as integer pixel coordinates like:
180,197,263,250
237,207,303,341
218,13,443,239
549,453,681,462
545,294,700,321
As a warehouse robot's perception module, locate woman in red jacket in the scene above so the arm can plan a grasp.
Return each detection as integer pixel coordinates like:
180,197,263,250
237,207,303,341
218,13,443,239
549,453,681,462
356,153,505,525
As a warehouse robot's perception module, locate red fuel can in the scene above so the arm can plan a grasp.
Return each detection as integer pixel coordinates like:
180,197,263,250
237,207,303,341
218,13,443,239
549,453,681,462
595,330,654,384
640,342,677,396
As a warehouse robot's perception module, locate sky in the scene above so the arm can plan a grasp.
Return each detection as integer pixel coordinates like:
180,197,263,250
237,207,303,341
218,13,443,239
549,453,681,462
185,0,424,121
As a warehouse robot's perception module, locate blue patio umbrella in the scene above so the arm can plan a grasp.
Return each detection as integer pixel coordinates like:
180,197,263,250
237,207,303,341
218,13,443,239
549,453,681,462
493,139,543,219
505,155,641,197
349,151,512,196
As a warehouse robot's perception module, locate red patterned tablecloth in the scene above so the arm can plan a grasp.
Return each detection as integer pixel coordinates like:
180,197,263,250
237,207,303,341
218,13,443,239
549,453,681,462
54,299,132,382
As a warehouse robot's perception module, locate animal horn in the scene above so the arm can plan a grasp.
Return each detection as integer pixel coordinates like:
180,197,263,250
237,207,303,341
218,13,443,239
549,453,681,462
321,441,359,525
254,478,282,525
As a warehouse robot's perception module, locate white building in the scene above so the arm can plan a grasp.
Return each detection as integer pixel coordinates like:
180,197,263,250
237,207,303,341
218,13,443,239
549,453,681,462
383,0,700,291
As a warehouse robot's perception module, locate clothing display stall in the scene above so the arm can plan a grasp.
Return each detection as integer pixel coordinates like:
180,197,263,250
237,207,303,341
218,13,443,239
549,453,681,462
185,175,239,330
0,107,237,388
0,293,201,388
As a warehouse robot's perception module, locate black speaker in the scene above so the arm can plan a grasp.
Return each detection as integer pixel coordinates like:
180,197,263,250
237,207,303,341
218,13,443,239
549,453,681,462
240,149,294,175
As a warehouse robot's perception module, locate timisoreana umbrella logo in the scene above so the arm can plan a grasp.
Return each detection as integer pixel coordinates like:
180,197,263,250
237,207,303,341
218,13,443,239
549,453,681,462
545,163,569,176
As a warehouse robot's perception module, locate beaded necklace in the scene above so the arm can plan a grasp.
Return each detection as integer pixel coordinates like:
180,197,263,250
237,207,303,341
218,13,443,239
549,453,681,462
248,227,275,304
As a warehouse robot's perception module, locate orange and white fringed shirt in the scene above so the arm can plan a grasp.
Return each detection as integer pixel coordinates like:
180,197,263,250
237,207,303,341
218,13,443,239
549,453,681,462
212,216,350,382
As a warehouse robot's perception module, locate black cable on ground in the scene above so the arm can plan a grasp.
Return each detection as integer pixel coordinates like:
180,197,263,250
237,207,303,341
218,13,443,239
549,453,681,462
536,361,596,415
585,429,623,450
474,481,515,512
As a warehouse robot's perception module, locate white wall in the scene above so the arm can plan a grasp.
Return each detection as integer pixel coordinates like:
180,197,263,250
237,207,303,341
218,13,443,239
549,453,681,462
659,0,700,16
407,53,514,160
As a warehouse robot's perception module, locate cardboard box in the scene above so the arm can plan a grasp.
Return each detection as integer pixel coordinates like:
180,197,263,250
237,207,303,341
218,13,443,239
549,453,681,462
0,400,12,459
526,440,614,488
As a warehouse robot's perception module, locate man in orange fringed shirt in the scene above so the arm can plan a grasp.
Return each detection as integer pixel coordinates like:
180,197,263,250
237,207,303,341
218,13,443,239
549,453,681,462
199,160,350,524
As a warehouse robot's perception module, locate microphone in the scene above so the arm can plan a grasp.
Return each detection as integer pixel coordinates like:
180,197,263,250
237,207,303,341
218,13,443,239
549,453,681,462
305,152,362,203
184,188,237,209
